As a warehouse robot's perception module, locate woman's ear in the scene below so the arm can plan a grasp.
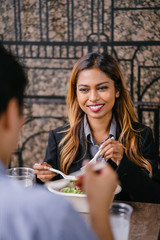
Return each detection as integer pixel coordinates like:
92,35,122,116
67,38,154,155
115,90,120,98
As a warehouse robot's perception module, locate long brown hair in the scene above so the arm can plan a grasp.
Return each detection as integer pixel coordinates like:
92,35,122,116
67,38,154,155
59,52,152,177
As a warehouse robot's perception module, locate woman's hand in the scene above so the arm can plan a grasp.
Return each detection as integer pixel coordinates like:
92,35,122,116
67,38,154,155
33,162,57,182
99,138,124,166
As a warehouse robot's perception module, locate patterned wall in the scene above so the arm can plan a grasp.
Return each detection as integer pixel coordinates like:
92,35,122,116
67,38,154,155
0,0,159,168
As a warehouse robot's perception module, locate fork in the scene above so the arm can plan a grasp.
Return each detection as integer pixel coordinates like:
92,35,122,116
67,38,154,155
44,166,77,181
45,135,114,179
45,162,106,181
81,135,114,170
80,149,102,172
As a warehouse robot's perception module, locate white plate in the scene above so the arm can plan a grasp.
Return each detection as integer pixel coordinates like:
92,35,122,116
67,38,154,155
47,180,121,213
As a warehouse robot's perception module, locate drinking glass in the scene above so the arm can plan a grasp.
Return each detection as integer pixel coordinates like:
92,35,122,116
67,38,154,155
109,202,133,240
7,167,35,187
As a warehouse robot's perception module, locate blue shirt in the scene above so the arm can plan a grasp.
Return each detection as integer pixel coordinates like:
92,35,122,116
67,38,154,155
83,114,117,160
0,161,96,240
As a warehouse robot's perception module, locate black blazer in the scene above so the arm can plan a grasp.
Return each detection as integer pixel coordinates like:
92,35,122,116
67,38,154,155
43,122,160,203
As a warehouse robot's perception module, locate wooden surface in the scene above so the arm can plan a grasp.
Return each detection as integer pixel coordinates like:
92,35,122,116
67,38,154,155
80,201,160,240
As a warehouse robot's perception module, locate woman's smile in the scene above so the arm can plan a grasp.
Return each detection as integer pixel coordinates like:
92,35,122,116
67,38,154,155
88,104,104,112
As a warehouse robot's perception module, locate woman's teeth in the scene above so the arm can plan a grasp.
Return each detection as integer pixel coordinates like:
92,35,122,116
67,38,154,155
89,105,103,110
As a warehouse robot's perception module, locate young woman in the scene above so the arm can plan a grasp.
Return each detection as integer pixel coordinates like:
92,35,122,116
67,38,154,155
34,52,160,203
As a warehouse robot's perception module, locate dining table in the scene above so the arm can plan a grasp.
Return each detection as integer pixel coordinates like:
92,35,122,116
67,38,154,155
80,200,160,240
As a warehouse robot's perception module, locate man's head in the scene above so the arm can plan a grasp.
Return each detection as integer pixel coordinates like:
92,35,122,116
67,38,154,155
0,43,28,166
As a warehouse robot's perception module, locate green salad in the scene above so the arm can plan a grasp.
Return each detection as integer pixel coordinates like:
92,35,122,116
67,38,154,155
60,186,84,194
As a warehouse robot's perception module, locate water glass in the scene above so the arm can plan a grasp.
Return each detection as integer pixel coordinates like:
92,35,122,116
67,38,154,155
7,167,35,187
109,202,133,240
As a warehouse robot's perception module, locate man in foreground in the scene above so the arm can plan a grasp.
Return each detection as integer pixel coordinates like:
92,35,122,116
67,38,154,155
0,43,118,240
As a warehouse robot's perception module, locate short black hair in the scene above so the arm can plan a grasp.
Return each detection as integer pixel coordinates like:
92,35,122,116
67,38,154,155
0,43,28,115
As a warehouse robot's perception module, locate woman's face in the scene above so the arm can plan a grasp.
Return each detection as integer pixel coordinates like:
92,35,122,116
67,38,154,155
76,68,119,121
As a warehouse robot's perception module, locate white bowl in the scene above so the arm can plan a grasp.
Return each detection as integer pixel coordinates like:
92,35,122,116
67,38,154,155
47,179,121,213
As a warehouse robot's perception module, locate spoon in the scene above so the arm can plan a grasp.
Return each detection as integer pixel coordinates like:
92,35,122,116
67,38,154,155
44,166,77,181
46,162,107,189
45,162,106,180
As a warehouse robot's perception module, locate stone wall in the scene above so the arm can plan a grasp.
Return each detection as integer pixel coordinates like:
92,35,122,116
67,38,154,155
0,0,159,168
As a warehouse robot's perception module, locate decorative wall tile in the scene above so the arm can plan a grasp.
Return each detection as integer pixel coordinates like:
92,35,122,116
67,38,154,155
1,0,159,167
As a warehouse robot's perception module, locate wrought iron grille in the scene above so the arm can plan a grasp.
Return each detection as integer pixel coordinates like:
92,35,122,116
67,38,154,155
1,0,159,167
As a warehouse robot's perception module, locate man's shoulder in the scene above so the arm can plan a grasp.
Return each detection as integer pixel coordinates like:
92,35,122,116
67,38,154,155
0,177,70,210
21,184,71,210
0,178,74,224
0,178,87,239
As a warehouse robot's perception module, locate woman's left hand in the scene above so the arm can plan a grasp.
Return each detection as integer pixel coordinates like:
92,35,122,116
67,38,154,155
99,138,124,166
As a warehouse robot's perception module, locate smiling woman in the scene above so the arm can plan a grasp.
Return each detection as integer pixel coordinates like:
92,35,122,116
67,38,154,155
76,68,119,122
34,52,160,204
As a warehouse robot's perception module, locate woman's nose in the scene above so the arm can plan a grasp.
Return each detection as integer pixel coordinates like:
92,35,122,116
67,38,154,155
89,90,99,102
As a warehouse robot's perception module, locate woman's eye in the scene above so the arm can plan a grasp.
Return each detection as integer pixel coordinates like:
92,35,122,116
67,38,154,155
98,86,108,90
79,88,89,92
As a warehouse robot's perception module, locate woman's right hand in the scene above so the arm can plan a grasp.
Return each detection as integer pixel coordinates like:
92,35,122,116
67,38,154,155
33,162,57,182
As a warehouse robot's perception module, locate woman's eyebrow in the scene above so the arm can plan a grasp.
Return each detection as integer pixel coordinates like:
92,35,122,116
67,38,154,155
97,81,109,86
78,81,109,87
77,84,88,87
